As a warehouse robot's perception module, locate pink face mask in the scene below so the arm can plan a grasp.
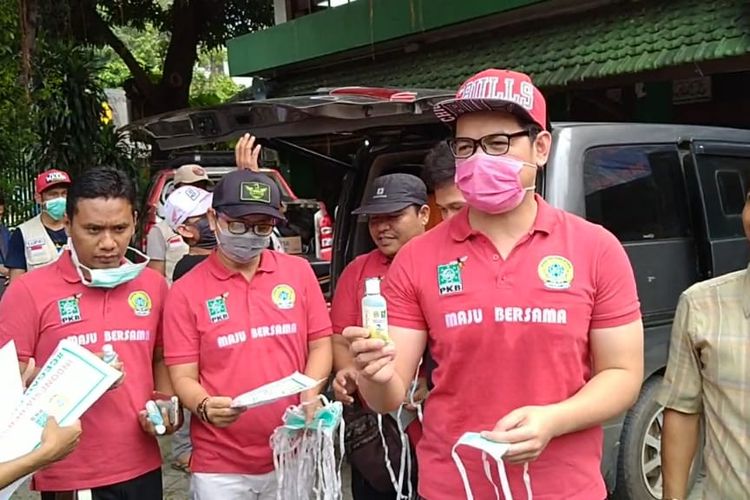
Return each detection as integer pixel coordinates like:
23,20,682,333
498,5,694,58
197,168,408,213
455,152,537,214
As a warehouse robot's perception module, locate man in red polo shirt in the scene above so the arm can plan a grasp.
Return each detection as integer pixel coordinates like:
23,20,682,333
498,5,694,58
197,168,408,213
330,173,429,499
163,169,332,500
0,167,175,499
344,69,644,500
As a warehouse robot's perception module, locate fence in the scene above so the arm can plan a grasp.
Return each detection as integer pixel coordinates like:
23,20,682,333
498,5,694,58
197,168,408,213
0,166,38,227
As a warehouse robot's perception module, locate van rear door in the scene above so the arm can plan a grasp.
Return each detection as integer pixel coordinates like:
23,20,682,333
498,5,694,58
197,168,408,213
686,141,750,278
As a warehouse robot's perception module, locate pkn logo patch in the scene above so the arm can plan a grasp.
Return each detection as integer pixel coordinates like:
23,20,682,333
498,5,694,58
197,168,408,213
437,257,467,296
240,182,271,203
58,296,81,324
206,295,229,323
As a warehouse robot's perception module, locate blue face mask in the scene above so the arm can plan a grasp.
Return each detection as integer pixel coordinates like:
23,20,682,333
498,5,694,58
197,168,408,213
69,240,149,288
281,398,343,433
44,197,67,221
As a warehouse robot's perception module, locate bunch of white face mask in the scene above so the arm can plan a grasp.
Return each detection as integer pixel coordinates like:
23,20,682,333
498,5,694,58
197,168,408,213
270,396,345,500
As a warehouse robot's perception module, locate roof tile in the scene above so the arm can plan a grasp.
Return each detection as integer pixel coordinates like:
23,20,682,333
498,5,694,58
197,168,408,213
274,0,749,95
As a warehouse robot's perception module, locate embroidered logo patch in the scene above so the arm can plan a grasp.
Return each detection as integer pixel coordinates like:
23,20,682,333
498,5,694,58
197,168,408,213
271,284,296,310
437,257,467,296
240,182,271,203
57,296,81,324
538,256,574,290
128,291,152,317
206,295,229,323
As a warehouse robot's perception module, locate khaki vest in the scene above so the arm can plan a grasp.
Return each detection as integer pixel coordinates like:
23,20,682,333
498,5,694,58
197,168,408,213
18,214,63,270
155,220,189,284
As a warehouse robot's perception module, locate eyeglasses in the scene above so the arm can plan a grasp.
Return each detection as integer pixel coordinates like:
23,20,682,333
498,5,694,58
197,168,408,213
218,215,275,236
447,130,532,159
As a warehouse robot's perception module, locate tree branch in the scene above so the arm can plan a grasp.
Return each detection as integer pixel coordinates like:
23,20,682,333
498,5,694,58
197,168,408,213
84,4,155,99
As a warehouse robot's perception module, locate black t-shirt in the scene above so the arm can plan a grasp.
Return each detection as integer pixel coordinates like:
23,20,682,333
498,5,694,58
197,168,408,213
173,254,209,282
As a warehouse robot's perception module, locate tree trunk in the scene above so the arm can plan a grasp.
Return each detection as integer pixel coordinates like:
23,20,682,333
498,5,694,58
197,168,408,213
17,0,39,96
152,0,202,114
67,0,203,120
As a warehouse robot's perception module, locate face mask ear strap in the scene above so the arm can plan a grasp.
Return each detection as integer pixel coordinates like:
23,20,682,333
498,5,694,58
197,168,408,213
481,451,501,500
451,442,476,500
523,462,532,500
452,441,532,500
495,453,513,500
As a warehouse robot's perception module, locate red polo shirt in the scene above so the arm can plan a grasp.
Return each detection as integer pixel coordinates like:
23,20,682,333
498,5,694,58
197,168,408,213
330,249,391,334
0,251,167,491
331,248,424,444
163,250,332,474
383,196,641,500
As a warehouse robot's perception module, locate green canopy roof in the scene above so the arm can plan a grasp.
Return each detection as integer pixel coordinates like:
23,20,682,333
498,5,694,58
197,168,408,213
272,0,750,96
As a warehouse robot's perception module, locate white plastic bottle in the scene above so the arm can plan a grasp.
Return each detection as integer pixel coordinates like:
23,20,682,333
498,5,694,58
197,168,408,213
145,400,167,435
102,344,119,365
361,277,390,342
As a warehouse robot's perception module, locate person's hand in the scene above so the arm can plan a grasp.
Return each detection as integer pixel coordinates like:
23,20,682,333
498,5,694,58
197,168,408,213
343,326,396,384
332,367,359,405
138,402,183,436
404,377,429,410
481,406,561,464
235,133,261,171
204,396,245,428
300,394,323,424
38,417,82,465
21,358,36,388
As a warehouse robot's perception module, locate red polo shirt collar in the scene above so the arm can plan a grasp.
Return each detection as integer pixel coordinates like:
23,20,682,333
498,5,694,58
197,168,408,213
206,249,277,281
449,194,557,242
58,250,83,284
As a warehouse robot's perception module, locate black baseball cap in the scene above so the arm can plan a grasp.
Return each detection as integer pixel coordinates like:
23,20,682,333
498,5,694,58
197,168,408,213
212,170,284,220
352,173,428,215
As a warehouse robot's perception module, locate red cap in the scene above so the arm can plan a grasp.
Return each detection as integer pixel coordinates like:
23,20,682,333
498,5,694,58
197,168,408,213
35,169,71,194
433,69,547,130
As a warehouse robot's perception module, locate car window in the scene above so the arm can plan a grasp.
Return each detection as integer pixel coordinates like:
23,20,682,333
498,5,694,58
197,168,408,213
584,145,691,242
693,154,750,239
716,170,745,216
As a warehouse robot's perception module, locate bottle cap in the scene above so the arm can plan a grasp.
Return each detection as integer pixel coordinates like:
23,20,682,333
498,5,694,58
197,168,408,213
102,344,114,354
364,277,381,295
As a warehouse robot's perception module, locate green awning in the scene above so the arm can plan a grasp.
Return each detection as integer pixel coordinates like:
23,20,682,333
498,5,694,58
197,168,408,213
272,0,750,96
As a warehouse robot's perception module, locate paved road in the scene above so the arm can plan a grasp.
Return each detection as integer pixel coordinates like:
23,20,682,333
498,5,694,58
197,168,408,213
10,436,701,500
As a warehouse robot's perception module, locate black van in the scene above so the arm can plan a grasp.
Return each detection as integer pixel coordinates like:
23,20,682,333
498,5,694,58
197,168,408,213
130,87,750,499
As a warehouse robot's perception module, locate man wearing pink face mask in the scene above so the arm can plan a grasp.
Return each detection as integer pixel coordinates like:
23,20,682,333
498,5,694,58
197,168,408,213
342,69,644,500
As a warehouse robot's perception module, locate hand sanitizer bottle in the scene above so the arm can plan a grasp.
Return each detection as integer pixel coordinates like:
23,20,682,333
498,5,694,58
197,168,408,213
145,400,167,435
362,277,390,343
102,344,118,365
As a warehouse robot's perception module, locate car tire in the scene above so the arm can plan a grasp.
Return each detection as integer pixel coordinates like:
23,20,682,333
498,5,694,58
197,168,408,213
612,375,702,500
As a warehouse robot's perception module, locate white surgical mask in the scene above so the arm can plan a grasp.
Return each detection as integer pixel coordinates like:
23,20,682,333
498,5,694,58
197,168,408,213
451,432,532,500
69,239,149,288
